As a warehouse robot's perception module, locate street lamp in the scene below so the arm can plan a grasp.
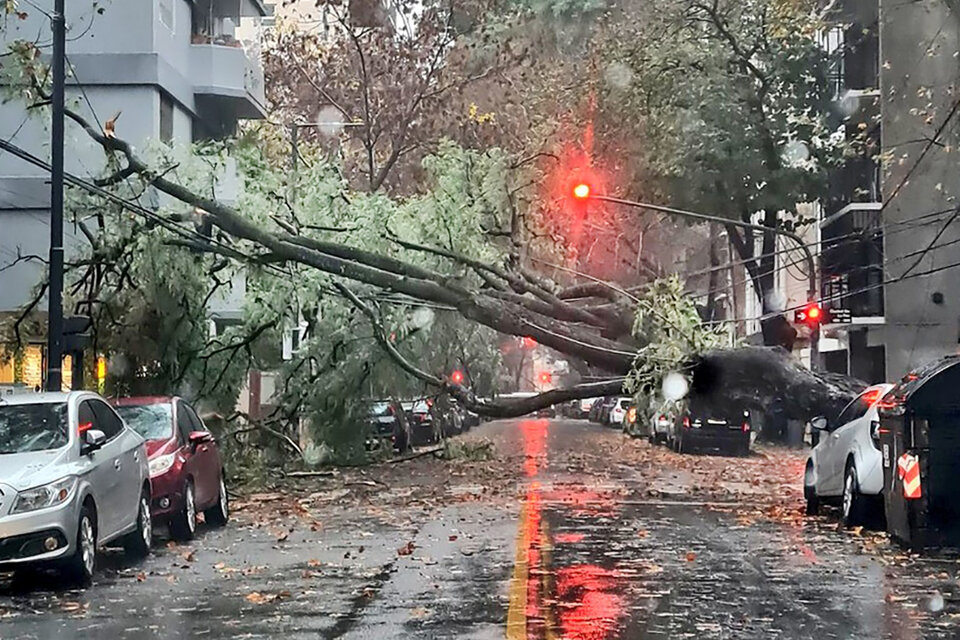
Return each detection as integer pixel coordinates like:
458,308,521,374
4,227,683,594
580,190,820,369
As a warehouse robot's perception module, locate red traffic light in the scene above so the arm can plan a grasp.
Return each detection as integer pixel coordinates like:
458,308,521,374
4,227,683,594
522,336,538,349
539,372,552,384
451,370,464,384
572,183,591,200
794,303,827,326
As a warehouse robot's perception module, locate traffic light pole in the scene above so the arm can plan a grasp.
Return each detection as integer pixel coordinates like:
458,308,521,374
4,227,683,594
46,0,66,392
591,194,819,370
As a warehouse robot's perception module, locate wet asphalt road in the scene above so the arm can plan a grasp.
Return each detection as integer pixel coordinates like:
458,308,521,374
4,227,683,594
2,418,959,639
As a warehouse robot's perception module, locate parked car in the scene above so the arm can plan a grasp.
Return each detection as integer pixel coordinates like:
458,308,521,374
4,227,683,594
648,410,673,445
364,401,407,452
607,397,631,427
667,400,751,457
597,397,618,425
804,383,894,526
588,397,608,423
113,396,228,541
537,405,557,418
0,392,152,584
403,400,438,446
578,397,599,419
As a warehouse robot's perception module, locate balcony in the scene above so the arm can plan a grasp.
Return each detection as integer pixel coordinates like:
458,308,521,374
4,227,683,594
191,39,266,121
820,200,884,321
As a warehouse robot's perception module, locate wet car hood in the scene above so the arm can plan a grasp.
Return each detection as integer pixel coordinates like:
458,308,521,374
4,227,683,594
0,448,71,490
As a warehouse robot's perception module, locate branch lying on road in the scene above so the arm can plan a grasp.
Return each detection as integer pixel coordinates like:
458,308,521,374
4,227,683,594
336,280,627,417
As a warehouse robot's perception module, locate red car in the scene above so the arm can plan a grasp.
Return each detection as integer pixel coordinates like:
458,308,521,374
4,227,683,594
112,396,228,540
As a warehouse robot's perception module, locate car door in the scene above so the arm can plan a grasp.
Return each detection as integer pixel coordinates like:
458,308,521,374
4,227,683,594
182,402,220,509
80,399,125,539
820,396,868,495
91,399,143,533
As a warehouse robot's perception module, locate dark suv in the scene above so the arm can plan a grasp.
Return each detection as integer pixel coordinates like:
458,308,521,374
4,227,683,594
668,400,751,457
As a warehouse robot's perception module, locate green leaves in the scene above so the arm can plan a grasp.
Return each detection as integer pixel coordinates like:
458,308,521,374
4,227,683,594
625,277,733,420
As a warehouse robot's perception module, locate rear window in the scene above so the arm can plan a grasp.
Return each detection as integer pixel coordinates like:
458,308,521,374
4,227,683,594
115,403,174,441
619,400,630,409
369,402,391,416
0,403,69,454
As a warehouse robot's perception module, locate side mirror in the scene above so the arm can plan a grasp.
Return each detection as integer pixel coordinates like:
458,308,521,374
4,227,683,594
188,431,213,446
82,429,106,456
811,416,828,431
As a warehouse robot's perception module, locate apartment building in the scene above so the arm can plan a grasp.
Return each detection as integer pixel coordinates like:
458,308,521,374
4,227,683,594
0,0,270,389
819,0,960,383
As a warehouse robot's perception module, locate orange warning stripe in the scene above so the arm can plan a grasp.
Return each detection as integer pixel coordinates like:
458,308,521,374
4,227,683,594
897,452,922,499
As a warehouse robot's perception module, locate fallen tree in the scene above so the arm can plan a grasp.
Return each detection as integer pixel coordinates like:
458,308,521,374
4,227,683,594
0,104,865,421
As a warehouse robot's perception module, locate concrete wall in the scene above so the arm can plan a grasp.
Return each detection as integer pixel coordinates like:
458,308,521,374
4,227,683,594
879,0,960,379
0,211,82,312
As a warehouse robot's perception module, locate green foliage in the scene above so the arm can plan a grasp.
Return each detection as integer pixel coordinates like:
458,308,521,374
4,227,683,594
442,437,496,461
596,0,842,221
625,277,733,421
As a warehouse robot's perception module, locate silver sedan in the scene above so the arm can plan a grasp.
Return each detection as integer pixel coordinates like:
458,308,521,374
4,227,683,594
0,391,151,584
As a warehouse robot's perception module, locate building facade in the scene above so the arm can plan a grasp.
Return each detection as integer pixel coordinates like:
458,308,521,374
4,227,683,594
0,0,270,389
819,0,960,383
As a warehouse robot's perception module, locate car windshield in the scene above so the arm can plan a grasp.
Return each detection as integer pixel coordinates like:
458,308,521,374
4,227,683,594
0,402,69,454
115,403,174,440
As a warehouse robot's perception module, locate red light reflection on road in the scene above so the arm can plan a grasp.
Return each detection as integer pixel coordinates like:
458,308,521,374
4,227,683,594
554,565,624,640
509,419,625,640
522,419,549,477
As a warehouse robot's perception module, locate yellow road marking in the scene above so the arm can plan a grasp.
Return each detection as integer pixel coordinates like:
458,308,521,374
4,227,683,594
506,500,531,639
540,519,557,640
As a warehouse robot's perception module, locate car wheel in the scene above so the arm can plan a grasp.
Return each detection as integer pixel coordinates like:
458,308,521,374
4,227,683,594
123,488,153,559
170,480,197,541
62,503,97,586
204,474,229,527
842,463,863,527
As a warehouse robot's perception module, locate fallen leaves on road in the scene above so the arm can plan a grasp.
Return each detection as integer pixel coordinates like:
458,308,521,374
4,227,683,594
245,590,292,605
685,551,697,562
397,541,416,556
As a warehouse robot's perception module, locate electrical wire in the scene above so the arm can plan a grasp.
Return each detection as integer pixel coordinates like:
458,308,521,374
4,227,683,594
0,138,297,281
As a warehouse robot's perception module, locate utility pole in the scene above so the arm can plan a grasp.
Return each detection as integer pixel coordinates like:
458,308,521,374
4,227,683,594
46,0,66,392
580,191,820,370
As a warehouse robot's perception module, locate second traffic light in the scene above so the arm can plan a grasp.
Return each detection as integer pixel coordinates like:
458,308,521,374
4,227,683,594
794,303,829,326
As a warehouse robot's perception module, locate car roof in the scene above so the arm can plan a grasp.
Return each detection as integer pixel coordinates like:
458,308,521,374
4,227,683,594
0,391,86,405
112,395,176,406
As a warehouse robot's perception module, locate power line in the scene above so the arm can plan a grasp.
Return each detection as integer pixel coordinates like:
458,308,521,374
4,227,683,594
683,206,959,302
0,138,297,281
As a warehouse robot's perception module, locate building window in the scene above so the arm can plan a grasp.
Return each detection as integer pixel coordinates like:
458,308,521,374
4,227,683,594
159,0,174,31
160,93,174,144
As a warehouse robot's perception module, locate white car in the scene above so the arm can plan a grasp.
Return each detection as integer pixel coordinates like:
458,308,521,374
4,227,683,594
804,383,894,526
607,397,631,427
0,392,151,584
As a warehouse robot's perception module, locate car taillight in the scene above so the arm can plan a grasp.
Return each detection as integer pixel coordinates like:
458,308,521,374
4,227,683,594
682,416,690,429
742,422,750,433
870,420,881,450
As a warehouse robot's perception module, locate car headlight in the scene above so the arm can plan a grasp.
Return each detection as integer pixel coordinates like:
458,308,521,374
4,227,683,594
149,452,178,477
12,477,78,514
